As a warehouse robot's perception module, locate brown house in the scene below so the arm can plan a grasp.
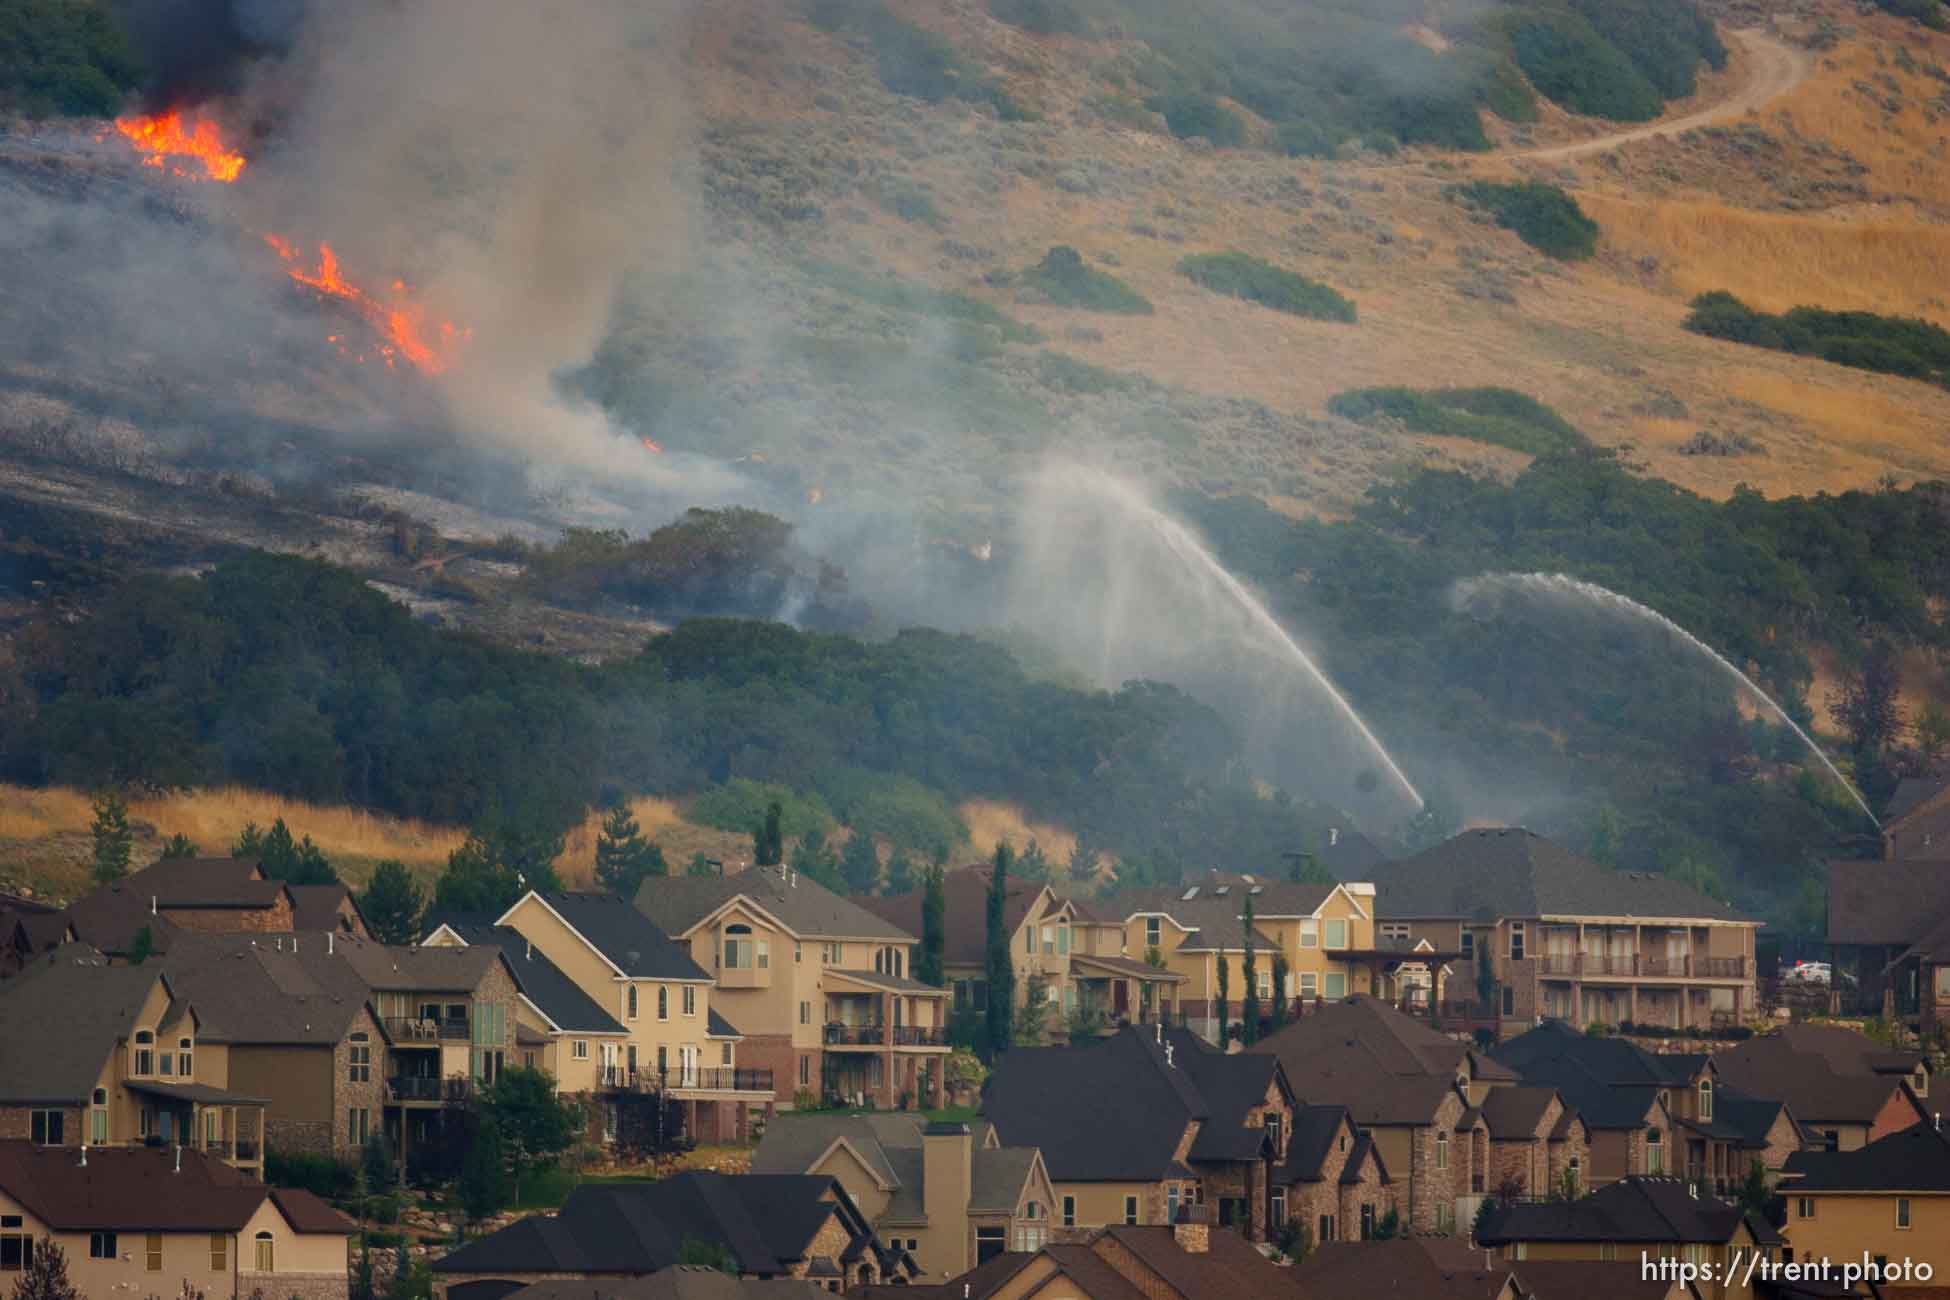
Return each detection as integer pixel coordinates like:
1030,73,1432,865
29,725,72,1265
1280,1103,1395,1244
60,859,369,961
1825,858,1950,1032
1481,1086,1592,1203
1881,772,1950,860
0,894,70,977
1712,1025,1931,1154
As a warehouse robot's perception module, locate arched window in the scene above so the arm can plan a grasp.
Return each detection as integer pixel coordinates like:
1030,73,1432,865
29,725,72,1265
92,1088,107,1105
657,986,668,1020
133,1030,154,1076
1698,1079,1713,1122
253,1232,274,1272
627,985,638,1020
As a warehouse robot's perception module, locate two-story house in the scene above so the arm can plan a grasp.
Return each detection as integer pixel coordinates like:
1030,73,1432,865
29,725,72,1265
1104,875,1380,1045
984,1025,1294,1243
754,1113,1056,1279
0,947,268,1174
491,891,773,1143
1369,829,1761,1033
1279,1103,1395,1244
861,869,1184,1038
59,859,370,961
1825,857,1950,1030
636,867,949,1112
1779,1121,1950,1281
1713,1025,1930,1155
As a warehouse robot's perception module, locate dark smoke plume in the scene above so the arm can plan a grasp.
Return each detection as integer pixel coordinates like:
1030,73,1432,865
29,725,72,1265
112,0,306,107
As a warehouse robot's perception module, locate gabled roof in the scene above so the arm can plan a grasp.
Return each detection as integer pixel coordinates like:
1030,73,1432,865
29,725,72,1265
635,867,913,944
1478,1177,1778,1247
0,954,163,1104
856,866,1045,967
432,1173,872,1278
1826,859,1950,945
1491,1023,1671,1131
1783,1121,1950,1192
431,923,626,1034
0,1142,352,1233
1507,1259,1699,1300
333,934,505,993
1101,876,1337,950
1744,1024,1927,1078
1885,773,1950,825
1371,828,1752,923
159,933,372,1046
1297,1238,1511,1300
1479,1085,1560,1140
752,1113,1044,1221
498,1274,829,1300
508,892,712,981
1097,1225,1309,1299
1251,995,1509,1127
1712,1030,1928,1128
288,883,368,935
1282,1104,1352,1183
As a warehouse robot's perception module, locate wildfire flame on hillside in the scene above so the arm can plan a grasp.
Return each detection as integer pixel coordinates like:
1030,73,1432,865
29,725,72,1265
262,236,468,374
113,112,247,182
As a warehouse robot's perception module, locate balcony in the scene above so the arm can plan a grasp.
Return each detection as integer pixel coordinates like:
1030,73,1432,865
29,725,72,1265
382,1016,469,1043
891,1026,950,1048
599,1066,774,1094
824,1023,885,1047
386,1076,471,1104
1536,954,1748,981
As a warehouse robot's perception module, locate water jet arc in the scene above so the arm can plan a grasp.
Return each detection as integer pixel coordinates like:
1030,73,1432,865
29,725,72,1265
1452,571,1878,826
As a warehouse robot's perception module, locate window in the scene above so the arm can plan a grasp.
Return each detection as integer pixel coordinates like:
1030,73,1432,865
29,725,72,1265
0,1228,27,1274
572,1039,589,1059
90,1233,116,1260
1124,1196,1140,1226
1699,1079,1713,1122
349,1107,369,1146
1256,970,1272,999
758,939,770,969
1360,1203,1375,1240
1146,917,1161,948
628,985,639,1019
254,1232,273,1272
1299,972,1318,999
1916,1066,1929,1097
1435,1132,1449,1170
799,1000,811,1026
976,1227,1007,1265
29,1110,62,1146
657,986,669,1021
1379,922,1411,942
683,986,697,1017
1324,972,1347,1000
1057,926,1070,955
1041,925,1054,955
1318,1215,1334,1244
1823,1129,1840,1152
721,1043,733,1065
1795,1197,1815,1219
160,1052,173,1077
1509,923,1526,960
1299,919,1318,949
523,1051,537,1070
1897,1198,1911,1229
795,942,803,964
1324,919,1348,949
1461,929,1475,959
91,1104,107,1144
1567,1156,1581,1195
1025,928,1035,955
349,1032,371,1082
724,924,756,969
1646,1128,1664,1175
799,1055,811,1087
658,1046,668,1076
134,1029,154,1076
1269,1190,1285,1228
1062,1196,1077,1227
1265,1113,1282,1155
1501,985,1515,1016
147,1232,163,1271
210,1234,226,1271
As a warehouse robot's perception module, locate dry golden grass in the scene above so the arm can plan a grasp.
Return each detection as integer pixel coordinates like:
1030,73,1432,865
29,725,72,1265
1771,33,1950,210
553,797,755,886
1578,194,1950,325
958,798,1077,864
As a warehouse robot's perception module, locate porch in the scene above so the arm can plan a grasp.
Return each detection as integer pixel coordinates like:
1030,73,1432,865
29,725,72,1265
1069,953,1185,1028
125,1081,266,1174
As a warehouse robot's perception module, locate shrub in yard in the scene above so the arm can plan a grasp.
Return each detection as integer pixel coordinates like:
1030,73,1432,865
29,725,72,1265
1177,252,1356,324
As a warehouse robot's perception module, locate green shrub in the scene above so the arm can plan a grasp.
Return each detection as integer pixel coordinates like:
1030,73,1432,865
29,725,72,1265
808,0,1032,119
1873,0,1949,30
1034,350,1141,394
1276,120,1341,158
1681,291,1950,386
987,0,1086,35
689,779,834,840
1019,246,1153,314
1447,180,1601,261
1328,386,1587,455
0,0,140,117
267,1151,358,1199
813,768,966,859
1177,252,1356,324
803,260,1038,344
1479,7,1665,121
1152,91,1246,147
1563,0,1726,98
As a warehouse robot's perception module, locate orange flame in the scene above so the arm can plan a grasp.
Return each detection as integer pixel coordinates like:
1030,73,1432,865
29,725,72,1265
113,112,246,183
640,436,663,454
263,236,468,374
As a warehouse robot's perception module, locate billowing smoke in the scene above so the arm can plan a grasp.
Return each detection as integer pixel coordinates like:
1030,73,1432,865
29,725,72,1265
111,0,309,108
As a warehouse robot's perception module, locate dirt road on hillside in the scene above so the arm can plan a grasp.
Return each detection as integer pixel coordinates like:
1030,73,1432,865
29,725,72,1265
1518,28,1812,163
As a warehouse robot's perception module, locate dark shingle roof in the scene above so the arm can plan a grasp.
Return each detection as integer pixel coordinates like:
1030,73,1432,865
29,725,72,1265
500,1274,829,1300
1491,1023,1669,1131
1886,774,1950,825
1283,1104,1350,1183
1099,1225,1309,1299
334,935,504,993
0,1143,352,1233
436,923,625,1034
751,1113,1041,1219
525,892,712,980
1101,875,1329,951
0,956,162,1104
1508,1259,1697,1300
159,933,372,1046
1251,995,1507,1126
1297,1238,1510,1300
1478,1177,1777,1247
708,1008,742,1038
1826,859,1950,945
857,867,1042,967
1783,1121,1950,1191
1713,1031,1927,1128
288,883,367,935
1480,1085,1559,1140
1372,828,1752,923
635,868,913,943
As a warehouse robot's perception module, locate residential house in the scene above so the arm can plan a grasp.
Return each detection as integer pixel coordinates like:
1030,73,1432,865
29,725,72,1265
1279,1103,1395,1243
489,1278,827,1300
1250,994,1525,1234
635,868,947,1111
0,894,70,977
1779,1120,1950,1283
983,1025,1293,1243
290,884,372,938
1102,874,1381,1045
1880,772,1950,860
0,1141,352,1300
1478,1178,1782,1300
1294,1237,1519,1300
1824,858,1950,1029
0,946,267,1173
422,922,631,1089
858,1216,1308,1300
431,1172,912,1297
1368,829,1761,1032
1481,1086,1593,1203
492,891,773,1142
752,1114,1055,1280
1712,1026,1930,1155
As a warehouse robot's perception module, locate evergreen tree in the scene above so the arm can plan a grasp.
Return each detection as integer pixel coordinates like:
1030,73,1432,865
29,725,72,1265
435,818,563,916
917,865,946,987
1014,839,1049,882
127,925,155,964
1014,973,1052,1045
237,818,338,885
1066,833,1101,886
1216,944,1231,1045
839,828,881,894
790,828,842,891
688,851,718,877
1287,850,1332,885
459,1117,510,1222
885,846,917,896
360,860,426,945
362,1132,397,1191
478,1067,581,1200
1269,950,1290,1031
158,833,198,860
985,844,1015,1058
594,804,666,897
1241,897,1260,1045
9,1235,79,1300
1834,638,1903,756
89,789,132,886
753,802,784,867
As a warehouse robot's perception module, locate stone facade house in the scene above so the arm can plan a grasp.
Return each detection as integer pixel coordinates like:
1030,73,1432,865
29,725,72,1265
1279,1104,1395,1244
1479,1085,1590,1202
1712,1024,1930,1154
0,1142,352,1300
983,1025,1293,1244
431,1172,911,1297
753,1113,1055,1281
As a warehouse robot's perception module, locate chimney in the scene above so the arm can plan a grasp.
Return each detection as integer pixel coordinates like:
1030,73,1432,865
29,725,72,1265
1173,1203,1211,1253
923,1122,973,1233
1329,827,1340,847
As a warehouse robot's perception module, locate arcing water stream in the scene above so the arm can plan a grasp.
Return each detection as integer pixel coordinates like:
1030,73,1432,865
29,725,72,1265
1451,571,1878,825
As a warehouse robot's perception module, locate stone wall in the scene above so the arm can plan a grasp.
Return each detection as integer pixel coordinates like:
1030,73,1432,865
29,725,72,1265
1404,1090,1467,1235
1336,1146,1393,1239
167,895,295,933
240,1270,346,1300
1091,1235,1178,1300
332,1005,388,1158
268,1117,336,1158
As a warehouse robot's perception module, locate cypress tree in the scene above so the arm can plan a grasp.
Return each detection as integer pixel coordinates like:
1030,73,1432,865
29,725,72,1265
1270,951,1290,1030
1216,942,1231,1046
985,844,1015,1058
1241,896,1261,1046
918,865,946,987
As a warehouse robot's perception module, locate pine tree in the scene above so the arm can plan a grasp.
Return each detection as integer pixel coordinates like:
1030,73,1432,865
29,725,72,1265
1216,943,1231,1046
1014,973,1052,1046
840,828,881,894
918,865,947,987
790,829,842,891
89,790,132,886
985,844,1015,1059
1241,897,1260,1046
9,1235,80,1300
459,1117,509,1222
884,846,917,896
753,802,784,867
1269,951,1290,1031
1014,839,1049,882
688,852,718,877
158,833,199,860
594,804,666,897
360,860,426,945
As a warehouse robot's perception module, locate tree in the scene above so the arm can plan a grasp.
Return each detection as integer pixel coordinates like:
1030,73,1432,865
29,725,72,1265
1066,832,1102,886
158,833,198,860
1286,850,1332,885
1014,839,1050,882
1015,973,1053,1046
688,852,718,877
458,1117,510,1222
677,1237,737,1272
884,846,917,896
840,828,881,894
1917,701,1950,765
1240,897,1261,1046
359,860,426,945
985,844,1015,1059
1269,951,1290,1031
1472,1195,1500,1244
753,801,784,867
362,1132,396,1192
1585,805,1622,869
236,818,338,885
1833,639,1903,757
478,1067,581,1201
436,820,563,916
917,865,946,987
594,804,666,897
89,789,131,886
127,925,154,965
790,828,842,892
1372,1206,1400,1239
1216,943,1231,1045
1066,1001,1108,1044
9,1235,79,1300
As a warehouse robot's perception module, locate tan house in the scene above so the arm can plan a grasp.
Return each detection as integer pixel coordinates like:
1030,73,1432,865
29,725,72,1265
0,948,269,1174
753,1113,1055,1280
491,891,773,1142
636,868,949,1111
1369,829,1761,1033
0,1141,352,1300
1779,1121,1950,1285
1712,1025,1930,1155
